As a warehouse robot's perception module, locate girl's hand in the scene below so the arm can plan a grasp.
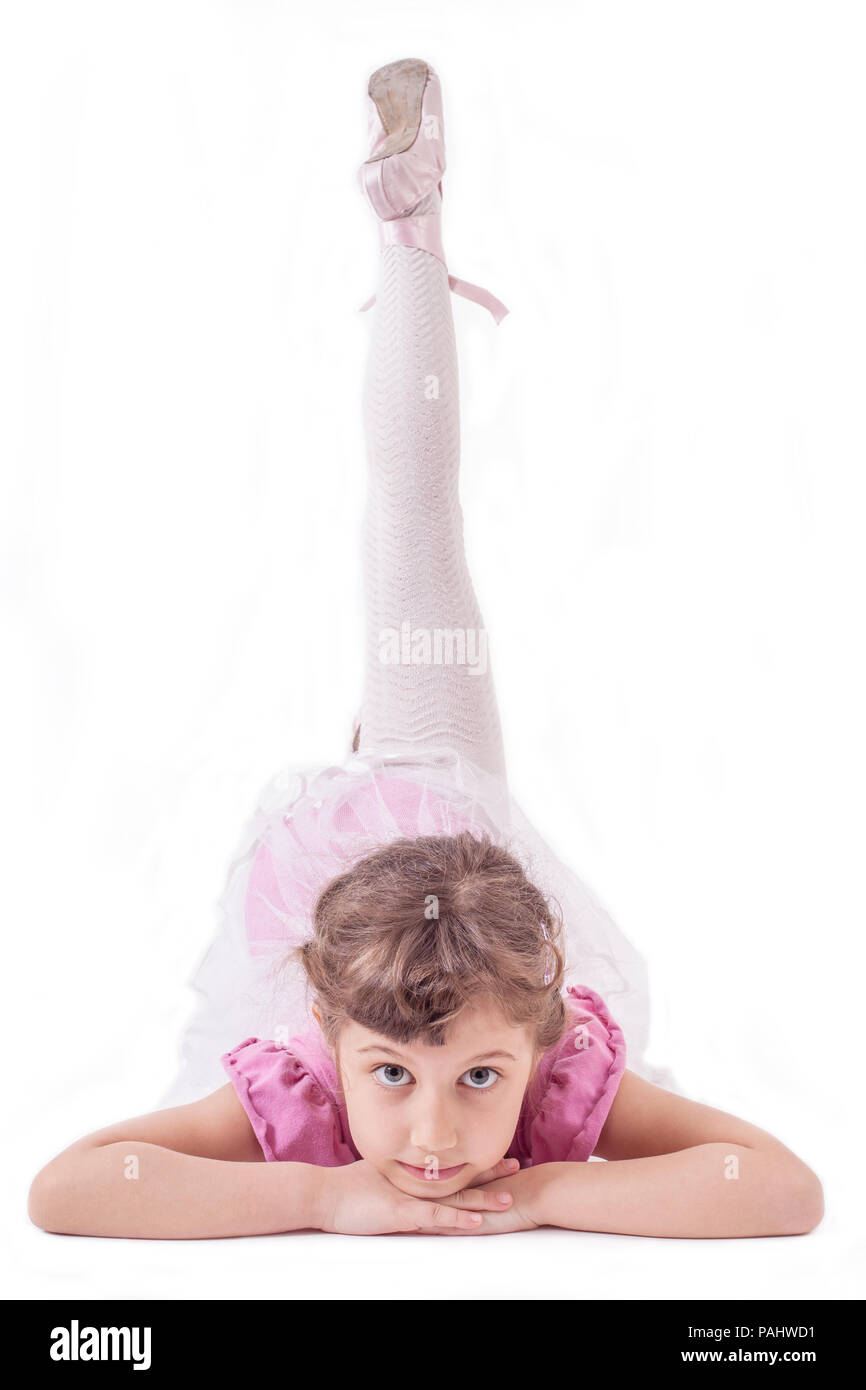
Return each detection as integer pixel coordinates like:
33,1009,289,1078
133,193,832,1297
314,1158,518,1236
436,1165,546,1235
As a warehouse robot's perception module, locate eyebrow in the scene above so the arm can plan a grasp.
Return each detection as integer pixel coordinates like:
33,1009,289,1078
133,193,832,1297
356,1045,519,1065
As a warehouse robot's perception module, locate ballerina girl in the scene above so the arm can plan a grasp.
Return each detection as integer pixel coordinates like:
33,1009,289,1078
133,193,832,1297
28,58,823,1240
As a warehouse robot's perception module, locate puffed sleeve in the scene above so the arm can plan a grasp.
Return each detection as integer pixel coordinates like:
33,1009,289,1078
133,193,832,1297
524,985,627,1164
220,1037,356,1166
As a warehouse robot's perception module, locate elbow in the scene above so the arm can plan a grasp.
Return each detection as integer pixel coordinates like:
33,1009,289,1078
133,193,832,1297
28,1165,66,1234
27,1170,50,1231
782,1164,824,1236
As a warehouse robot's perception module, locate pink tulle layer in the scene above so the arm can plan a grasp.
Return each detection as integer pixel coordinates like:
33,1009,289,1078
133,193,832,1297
159,746,676,1108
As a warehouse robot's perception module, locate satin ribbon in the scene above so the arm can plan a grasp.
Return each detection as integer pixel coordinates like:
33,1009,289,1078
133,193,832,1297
360,275,509,325
359,210,509,325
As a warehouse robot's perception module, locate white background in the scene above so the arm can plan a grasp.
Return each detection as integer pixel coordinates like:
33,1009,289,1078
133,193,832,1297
3,0,864,1299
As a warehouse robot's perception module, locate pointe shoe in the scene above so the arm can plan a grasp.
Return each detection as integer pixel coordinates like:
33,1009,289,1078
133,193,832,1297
360,57,446,220
358,58,509,325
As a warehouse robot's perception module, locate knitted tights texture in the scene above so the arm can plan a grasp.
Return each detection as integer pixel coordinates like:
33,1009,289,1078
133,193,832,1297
358,243,507,784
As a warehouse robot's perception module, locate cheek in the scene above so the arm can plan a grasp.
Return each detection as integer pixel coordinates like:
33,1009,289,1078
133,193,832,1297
449,1081,527,1144
342,1084,402,1148
476,1079,530,1137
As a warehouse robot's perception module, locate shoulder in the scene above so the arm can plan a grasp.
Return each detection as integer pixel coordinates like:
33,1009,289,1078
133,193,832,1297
559,983,625,1053
519,984,628,1164
220,1035,358,1166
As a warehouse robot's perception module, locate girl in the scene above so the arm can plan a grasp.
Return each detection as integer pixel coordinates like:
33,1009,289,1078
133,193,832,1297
28,58,822,1241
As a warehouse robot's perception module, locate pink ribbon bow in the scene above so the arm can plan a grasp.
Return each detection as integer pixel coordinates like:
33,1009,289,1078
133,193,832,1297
359,203,509,325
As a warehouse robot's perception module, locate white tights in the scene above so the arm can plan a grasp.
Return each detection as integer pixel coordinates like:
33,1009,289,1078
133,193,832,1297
357,243,508,785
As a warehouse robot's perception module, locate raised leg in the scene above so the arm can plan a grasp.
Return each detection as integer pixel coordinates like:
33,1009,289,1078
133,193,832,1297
357,240,507,784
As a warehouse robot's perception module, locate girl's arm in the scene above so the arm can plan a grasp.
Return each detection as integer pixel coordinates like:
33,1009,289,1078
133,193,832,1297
27,1084,326,1239
27,1084,516,1239
475,1070,825,1238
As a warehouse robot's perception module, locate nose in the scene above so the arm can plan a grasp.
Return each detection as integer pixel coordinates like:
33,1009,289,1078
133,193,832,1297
409,1092,459,1155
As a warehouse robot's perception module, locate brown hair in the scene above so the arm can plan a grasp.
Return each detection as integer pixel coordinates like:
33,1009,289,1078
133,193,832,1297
292,830,568,1056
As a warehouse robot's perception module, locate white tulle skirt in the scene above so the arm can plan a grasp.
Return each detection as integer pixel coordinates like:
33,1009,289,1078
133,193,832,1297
157,743,677,1108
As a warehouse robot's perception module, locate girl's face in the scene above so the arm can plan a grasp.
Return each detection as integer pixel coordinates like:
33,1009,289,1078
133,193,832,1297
334,998,538,1197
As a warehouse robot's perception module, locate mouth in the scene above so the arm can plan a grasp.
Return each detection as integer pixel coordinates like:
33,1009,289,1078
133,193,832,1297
396,1160,467,1182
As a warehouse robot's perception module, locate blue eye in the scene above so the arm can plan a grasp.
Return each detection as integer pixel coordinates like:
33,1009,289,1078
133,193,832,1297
461,1067,499,1090
374,1064,412,1087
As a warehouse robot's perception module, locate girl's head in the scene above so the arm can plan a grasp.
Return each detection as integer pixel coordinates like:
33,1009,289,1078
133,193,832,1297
294,830,568,1197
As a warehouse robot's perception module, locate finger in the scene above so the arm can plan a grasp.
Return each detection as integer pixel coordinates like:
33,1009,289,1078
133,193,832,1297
441,1186,513,1212
404,1202,486,1232
471,1157,520,1186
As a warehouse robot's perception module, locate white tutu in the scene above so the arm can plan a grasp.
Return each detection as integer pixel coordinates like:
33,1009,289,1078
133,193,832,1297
157,744,677,1108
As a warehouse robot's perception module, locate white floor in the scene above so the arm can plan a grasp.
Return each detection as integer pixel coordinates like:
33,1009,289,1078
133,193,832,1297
7,1203,860,1304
